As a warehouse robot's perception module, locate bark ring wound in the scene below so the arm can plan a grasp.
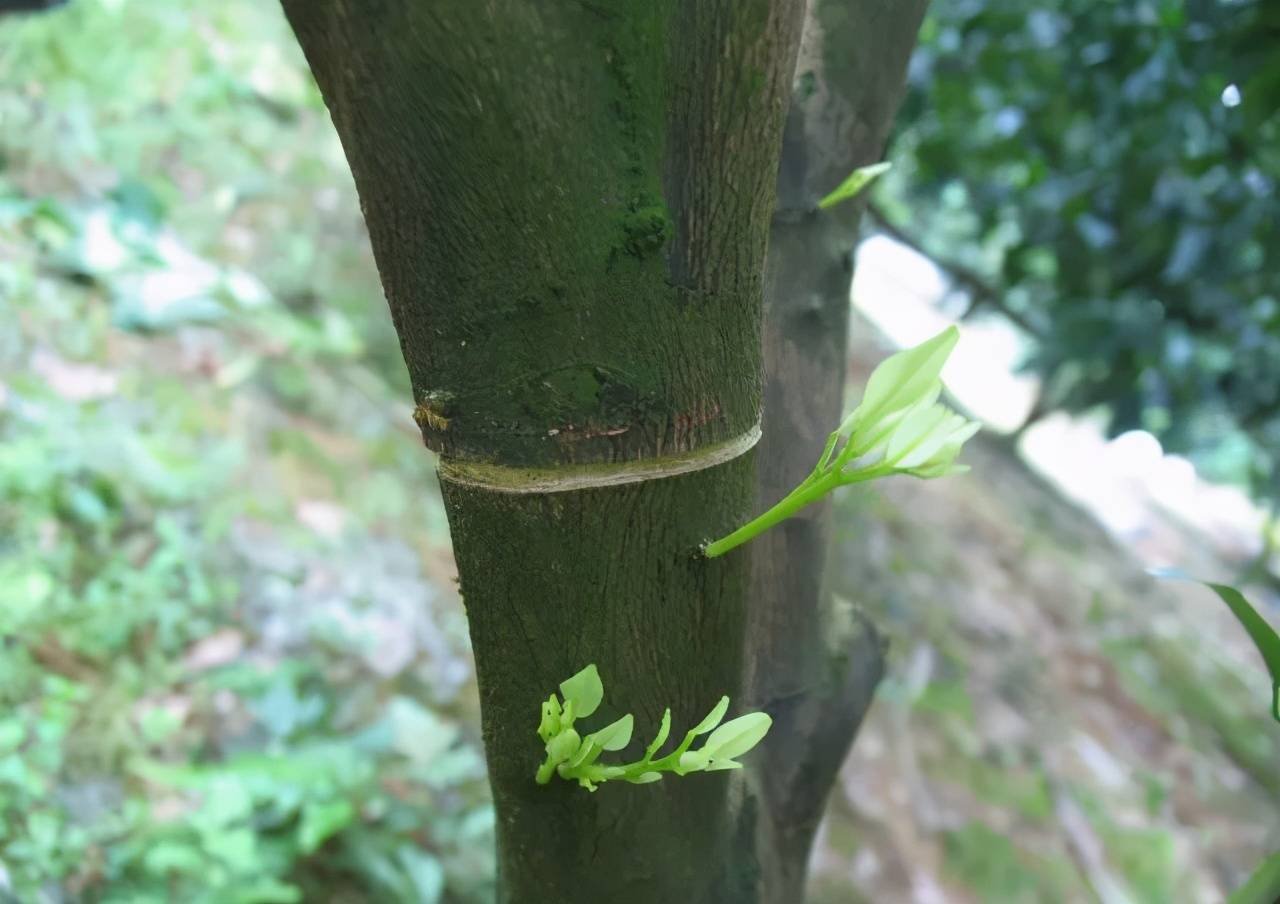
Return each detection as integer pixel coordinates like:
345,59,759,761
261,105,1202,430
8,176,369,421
436,422,762,494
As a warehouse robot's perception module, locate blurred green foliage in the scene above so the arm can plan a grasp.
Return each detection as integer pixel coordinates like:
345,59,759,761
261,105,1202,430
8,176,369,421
885,0,1280,498
0,1,491,900
942,822,1078,903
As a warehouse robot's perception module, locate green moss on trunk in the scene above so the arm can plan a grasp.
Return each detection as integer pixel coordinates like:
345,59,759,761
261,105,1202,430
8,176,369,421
283,0,801,468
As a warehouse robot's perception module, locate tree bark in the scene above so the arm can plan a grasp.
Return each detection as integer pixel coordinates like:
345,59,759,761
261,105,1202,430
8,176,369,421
745,3,929,900
281,2,805,901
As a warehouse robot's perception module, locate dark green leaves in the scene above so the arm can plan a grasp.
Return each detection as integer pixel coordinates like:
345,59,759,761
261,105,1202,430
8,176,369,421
887,0,1280,497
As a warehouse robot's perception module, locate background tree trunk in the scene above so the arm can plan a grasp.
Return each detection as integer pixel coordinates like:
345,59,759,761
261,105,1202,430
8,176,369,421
745,2,929,900
281,2,806,901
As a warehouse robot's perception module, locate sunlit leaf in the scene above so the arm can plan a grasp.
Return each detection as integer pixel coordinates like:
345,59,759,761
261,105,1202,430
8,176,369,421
705,759,744,772
844,326,959,436
884,403,951,465
896,415,981,471
537,695,561,742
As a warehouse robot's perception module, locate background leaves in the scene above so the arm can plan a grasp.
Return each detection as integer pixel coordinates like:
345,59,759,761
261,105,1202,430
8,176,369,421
883,0,1280,501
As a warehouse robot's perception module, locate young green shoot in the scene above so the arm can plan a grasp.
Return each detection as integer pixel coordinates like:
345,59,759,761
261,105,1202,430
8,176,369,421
817,161,892,210
535,664,771,792
704,326,979,558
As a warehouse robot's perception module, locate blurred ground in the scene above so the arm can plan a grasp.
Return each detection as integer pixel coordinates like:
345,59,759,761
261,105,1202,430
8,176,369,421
811,325,1280,903
1,2,1276,902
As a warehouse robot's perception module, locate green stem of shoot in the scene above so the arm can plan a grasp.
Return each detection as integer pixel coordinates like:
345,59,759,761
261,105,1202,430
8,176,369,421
704,464,886,558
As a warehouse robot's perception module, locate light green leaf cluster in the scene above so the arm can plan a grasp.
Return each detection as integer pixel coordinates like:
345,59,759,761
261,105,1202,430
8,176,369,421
834,326,979,479
705,326,979,557
534,665,771,792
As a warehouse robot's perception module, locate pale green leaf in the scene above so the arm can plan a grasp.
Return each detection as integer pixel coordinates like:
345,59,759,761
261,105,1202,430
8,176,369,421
587,714,634,752
705,759,744,772
628,771,663,784
564,735,598,769
688,696,730,736
884,403,951,465
545,728,580,765
904,442,969,478
846,327,960,436
895,413,980,470
702,712,772,761
842,383,942,459
559,664,603,719
817,161,892,210
645,708,672,760
677,750,709,774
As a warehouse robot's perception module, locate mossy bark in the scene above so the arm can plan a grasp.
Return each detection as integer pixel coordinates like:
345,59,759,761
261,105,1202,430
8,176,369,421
281,1,806,901
744,2,930,901
283,0,802,469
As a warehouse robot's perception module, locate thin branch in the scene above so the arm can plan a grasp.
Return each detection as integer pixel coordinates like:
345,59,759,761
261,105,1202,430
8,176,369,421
865,203,1046,339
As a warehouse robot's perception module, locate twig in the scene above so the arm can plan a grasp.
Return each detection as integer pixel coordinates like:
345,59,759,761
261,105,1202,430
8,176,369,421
864,203,1046,339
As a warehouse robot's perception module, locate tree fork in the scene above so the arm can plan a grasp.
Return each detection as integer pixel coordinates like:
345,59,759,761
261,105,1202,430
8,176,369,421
282,1,805,900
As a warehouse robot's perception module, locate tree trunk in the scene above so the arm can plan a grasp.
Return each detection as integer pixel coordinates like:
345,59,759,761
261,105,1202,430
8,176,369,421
745,2,929,900
281,2,805,901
